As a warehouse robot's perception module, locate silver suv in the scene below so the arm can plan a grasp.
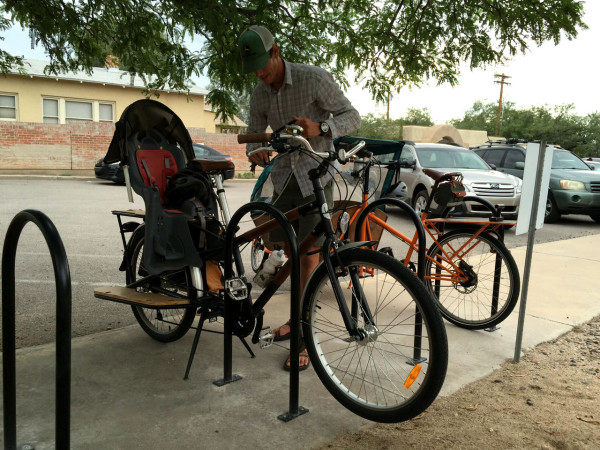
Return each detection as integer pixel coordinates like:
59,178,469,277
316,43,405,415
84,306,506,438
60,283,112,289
386,142,522,217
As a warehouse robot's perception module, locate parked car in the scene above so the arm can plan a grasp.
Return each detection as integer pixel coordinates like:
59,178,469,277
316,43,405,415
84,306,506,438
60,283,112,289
95,143,235,184
383,142,522,218
473,141,600,223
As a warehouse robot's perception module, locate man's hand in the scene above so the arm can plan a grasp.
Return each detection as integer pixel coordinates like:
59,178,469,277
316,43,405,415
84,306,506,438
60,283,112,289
248,146,270,167
291,116,321,139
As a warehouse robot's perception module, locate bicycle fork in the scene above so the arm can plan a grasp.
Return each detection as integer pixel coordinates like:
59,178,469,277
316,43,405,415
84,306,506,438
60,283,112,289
321,239,376,342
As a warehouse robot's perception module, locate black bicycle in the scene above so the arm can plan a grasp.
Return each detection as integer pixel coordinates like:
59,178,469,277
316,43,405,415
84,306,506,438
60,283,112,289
97,118,448,423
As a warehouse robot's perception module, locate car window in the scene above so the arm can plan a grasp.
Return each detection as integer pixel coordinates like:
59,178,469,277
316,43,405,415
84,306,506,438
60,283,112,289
416,147,489,170
504,150,525,169
193,145,209,157
552,150,590,170
482,149,506,168
399,147,415,164
474,149,487,159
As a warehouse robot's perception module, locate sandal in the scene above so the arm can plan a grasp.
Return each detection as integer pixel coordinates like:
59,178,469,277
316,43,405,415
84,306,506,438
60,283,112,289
272,320,291,342
283,345,310,372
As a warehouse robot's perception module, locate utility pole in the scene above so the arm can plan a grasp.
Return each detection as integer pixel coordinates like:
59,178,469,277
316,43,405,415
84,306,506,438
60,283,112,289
386,92,390,121
494,73,511,136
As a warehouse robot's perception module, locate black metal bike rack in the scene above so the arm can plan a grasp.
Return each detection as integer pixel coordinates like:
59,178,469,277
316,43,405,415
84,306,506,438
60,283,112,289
443,196,509,242
218,202,305,421
2,210,72,449
353,198,427,362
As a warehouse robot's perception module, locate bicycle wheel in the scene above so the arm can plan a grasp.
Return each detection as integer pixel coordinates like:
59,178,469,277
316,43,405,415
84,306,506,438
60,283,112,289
424,230,520,330
302,248,448,423
250,237,266,273
127,230,196,342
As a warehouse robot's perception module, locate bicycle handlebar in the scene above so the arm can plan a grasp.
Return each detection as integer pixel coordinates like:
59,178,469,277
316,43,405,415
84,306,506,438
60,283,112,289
237,132,272,144
239,129,366,163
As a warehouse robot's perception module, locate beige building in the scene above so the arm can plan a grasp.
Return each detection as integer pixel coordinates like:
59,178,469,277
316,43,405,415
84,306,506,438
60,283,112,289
403,124,502,148
0,59,250,174
1,59,219,129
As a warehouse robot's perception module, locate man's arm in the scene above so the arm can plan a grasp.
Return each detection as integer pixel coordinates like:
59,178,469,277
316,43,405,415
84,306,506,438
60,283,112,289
315,70,361,138
246,89,270,166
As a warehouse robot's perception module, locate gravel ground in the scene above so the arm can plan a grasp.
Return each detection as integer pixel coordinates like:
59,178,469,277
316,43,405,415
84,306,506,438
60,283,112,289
319,314,600,449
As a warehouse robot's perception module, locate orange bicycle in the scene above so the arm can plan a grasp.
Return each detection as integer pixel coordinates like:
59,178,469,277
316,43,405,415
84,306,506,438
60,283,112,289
345,143,520,331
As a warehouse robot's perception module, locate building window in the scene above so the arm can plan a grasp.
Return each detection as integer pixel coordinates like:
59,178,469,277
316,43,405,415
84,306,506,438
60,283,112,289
43,98,59,123
0,94,17,120
65,100,93,123
42,97,115,124
99,103,113,122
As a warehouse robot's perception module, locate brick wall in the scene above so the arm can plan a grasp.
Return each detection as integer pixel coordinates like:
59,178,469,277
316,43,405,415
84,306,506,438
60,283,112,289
0,122,251,173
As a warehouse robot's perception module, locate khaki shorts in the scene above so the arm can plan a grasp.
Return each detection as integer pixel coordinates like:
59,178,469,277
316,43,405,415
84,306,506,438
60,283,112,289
269,175,334,246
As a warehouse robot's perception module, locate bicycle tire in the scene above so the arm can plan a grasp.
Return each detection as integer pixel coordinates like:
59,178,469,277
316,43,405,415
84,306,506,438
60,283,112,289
250,237,266,273
302,248,448,423
127,230,196,342
424,230,520,330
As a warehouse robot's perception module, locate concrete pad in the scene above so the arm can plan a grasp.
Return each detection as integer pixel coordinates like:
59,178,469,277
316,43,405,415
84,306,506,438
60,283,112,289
2,234,600,448
2,321,368,449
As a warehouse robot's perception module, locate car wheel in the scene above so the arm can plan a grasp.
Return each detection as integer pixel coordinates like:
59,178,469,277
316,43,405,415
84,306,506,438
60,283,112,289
544,192,560,223
413,189,429,215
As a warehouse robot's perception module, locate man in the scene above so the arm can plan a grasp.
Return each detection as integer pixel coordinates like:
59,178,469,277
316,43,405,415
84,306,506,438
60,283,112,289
238,25,361,371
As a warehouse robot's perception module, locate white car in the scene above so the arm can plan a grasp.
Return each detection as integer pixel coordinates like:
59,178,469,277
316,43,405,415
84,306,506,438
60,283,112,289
384,142,522,217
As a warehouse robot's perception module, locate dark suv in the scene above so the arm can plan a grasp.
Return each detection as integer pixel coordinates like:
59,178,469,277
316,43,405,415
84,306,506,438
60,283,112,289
473,140,600,223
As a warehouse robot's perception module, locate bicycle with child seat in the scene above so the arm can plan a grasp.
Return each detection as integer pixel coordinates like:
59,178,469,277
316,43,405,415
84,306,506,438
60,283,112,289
97,122,449,423
251,142,520,331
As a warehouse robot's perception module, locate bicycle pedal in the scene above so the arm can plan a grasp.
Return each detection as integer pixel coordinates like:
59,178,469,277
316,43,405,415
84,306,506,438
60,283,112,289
225,277,248,301
258,327,274,349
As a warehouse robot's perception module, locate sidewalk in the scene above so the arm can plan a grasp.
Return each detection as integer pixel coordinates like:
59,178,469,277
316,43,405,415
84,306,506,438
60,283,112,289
2,235,600,449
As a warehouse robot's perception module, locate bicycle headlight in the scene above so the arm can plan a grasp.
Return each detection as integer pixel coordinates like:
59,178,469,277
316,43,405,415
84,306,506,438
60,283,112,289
337,211,350,238
559,180,585,190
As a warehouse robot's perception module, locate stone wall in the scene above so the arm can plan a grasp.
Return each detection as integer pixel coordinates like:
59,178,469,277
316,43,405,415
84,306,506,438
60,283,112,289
0,121,251,174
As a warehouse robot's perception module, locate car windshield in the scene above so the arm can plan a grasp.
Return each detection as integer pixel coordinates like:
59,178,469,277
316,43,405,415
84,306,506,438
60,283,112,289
416,147,490,170
552,150,590,170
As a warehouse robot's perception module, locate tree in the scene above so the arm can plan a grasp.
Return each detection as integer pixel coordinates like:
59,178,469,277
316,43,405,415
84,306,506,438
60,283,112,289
355,107,433,140
0,0,587,120
452,101,599,156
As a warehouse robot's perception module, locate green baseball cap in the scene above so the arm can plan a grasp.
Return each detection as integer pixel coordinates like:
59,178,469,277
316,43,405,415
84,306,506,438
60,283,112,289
238,25,274,74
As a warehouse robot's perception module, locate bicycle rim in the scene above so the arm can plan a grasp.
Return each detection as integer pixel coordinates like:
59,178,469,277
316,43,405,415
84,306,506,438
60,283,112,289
425,230,520,330
250,237,265,273
302,248,448,423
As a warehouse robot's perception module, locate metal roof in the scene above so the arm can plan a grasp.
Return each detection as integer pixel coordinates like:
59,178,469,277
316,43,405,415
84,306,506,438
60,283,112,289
11,59,208,96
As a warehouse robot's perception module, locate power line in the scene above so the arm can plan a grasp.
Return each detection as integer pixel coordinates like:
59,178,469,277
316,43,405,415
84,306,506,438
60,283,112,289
494,73,511,136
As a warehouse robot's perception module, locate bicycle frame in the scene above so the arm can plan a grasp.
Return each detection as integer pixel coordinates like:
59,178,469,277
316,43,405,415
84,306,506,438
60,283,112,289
234,160,376,339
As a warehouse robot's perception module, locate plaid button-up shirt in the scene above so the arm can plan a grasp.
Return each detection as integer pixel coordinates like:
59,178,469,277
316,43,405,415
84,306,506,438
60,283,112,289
247,61,361,197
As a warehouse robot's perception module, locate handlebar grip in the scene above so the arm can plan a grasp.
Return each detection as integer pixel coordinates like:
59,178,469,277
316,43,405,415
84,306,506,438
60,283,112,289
237,133,272,144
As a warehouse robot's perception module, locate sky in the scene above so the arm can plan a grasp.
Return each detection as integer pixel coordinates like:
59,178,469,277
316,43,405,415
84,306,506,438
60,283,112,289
2,2,598,124
345,1,600,123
